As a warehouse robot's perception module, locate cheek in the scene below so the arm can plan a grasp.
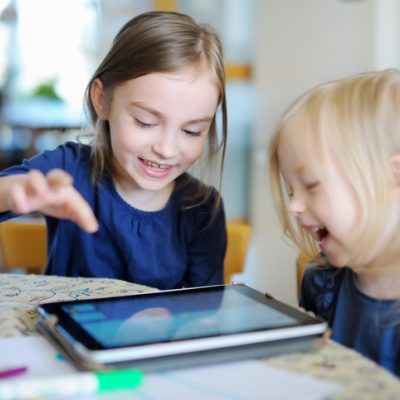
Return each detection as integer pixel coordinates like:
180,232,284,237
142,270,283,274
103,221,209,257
110,125,144,153
183,138,208,162
325,166,361,233
110,132,128,155
329,190,361,236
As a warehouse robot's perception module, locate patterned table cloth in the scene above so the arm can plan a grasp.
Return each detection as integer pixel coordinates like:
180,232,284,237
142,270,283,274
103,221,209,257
1,273,399,399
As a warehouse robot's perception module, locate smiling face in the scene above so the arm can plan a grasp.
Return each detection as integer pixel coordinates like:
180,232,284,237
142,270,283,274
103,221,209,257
277,118,400,271
277,122,362,268
91,67,219,209
269,70,400,291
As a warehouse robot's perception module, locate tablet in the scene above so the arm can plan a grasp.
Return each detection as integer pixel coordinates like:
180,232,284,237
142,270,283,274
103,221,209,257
36,284,327,371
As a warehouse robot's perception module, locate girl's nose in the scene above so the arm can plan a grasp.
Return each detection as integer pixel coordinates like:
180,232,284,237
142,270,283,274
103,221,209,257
153,131,178,159
288,195,306,217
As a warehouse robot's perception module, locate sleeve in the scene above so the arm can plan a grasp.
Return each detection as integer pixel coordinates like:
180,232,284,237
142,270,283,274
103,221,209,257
184,192,227,287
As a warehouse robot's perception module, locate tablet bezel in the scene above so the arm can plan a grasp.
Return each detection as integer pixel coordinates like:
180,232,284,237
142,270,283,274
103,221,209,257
36,284,327,365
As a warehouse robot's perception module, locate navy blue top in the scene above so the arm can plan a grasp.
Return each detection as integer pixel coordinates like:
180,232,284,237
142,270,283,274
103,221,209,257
300,265,400,376
0,142,226,290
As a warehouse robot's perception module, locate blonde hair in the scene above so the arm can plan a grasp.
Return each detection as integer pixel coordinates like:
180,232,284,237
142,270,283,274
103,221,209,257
269,69,400,269
84,11,227,208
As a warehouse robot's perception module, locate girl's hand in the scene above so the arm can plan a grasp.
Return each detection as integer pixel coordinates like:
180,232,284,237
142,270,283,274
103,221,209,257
8,169,99,233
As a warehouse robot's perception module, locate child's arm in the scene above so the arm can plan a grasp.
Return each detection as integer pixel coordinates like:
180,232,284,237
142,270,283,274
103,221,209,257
0,169,98,233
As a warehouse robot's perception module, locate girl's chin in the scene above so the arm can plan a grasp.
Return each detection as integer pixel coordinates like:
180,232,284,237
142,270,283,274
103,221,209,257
319,237,348,267
324,253,348,268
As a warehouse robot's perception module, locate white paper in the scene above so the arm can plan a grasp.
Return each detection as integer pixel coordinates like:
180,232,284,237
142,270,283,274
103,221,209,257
127,361,342,400
0,335,76,378
0,336,342,399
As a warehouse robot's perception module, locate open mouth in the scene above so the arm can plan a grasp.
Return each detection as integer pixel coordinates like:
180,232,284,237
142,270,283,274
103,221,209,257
138,157,173,179
316,228,328,243
140,158,170,171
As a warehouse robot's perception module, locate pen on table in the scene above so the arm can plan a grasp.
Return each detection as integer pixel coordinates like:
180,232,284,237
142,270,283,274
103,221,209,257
0,368,143,400
0,367,28,380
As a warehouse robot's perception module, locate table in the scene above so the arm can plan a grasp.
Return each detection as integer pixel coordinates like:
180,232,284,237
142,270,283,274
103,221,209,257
1,273,399,399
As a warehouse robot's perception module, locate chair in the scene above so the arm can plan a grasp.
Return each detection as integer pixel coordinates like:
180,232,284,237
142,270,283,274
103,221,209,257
296,251,310,299
0,218,47,274
224,221,251,283
0,218,252,279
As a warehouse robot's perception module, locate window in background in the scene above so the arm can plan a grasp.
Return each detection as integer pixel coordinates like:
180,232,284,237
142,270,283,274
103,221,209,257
0,0,97,163
10,0,96,107
177,0,255,220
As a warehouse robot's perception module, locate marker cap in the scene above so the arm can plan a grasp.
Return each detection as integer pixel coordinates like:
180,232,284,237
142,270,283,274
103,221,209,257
96,369,143,392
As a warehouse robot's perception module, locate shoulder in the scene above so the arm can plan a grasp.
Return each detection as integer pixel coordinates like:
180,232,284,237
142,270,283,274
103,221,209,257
1,141,91,174
303,264,346,288
42,141,90,163
37,141,92,175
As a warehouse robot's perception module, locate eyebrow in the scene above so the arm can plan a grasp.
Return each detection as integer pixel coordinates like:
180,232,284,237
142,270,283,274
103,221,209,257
129,102,214,124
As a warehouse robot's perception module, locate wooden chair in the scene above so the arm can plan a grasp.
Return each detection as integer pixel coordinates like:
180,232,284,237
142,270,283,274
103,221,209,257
0,218,47,274
224,221,251,283
0,218,252,279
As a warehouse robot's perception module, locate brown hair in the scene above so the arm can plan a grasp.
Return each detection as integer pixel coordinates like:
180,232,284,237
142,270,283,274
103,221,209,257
84,11,227,208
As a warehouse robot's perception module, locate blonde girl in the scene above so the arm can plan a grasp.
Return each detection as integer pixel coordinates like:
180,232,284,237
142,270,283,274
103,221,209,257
269,69,400,375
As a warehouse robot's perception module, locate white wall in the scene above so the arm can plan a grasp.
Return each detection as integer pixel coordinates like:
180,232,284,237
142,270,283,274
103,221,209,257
239,0,400,306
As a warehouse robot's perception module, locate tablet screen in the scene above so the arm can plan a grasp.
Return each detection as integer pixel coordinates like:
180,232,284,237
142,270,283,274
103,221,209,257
57,285,301,349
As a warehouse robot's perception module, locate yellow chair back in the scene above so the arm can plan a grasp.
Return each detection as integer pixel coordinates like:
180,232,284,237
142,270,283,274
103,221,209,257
0,218,252,280
0,218,47,273
224,221,251,283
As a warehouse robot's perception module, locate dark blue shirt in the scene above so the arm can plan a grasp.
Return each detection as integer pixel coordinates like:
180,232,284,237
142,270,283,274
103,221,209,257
0,142,226,289
300,265,400,376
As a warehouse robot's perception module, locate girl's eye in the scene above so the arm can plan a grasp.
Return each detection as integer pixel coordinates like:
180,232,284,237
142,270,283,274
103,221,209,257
135,118,157,128
305,182,320,191
183,129,202,137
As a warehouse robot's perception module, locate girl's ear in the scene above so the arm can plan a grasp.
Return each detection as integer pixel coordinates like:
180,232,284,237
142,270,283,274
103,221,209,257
90,78,108,120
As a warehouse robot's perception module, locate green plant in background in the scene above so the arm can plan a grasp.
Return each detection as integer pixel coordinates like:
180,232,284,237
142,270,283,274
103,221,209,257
31,78,63,101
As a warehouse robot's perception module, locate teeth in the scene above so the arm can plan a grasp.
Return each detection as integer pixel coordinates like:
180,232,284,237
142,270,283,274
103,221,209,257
144,160,168,170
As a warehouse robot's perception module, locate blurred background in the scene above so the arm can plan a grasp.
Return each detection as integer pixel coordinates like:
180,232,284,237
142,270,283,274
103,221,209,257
0,0,399,306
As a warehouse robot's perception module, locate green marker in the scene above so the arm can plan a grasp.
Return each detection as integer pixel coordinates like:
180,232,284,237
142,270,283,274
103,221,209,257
0,368,143,399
